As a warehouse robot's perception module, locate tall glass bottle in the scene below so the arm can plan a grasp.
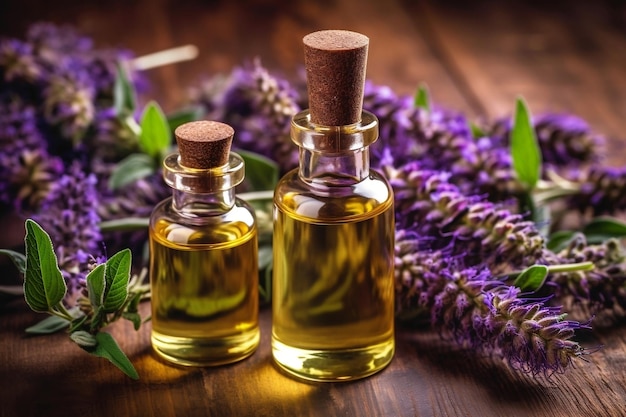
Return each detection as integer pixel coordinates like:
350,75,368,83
271,30,395,381
149,121,259,366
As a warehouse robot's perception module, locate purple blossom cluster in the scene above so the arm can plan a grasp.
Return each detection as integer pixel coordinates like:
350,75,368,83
488,113,605,169
0,23,146,293
544,235,626,320
188,58,301,171
32,162,104,295
394,230,588,377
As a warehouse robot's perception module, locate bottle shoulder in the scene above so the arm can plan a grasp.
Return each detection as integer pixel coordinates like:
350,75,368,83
274,168,394,222
150,197,257,246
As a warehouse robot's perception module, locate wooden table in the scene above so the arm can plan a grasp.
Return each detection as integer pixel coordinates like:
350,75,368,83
1,1,626,416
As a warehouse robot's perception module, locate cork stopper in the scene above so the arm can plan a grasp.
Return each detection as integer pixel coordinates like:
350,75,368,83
174,121,234,169
303,30,369,126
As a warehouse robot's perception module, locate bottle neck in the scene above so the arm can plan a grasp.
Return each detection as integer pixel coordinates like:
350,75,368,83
162,152,244,217
291,109,379,186
299,147,370,185
172,188,236,216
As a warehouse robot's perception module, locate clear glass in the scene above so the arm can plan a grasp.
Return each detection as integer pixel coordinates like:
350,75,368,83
271,110,395,382
149,152,259,366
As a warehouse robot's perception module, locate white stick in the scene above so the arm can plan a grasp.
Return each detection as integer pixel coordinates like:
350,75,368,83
131,45,199,71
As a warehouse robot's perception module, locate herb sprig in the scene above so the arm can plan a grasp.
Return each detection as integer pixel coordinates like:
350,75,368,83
8,219,149,379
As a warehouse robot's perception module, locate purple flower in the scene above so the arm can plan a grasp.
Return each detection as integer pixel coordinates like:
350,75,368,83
363,81,414,167
487,113,605,170
188,58,300,172
43,70,96,143
394,230,589,377
383,162,544,271
0,99,63,211
450,136,523,201
26,22,93,61
0,38,42,83
88,107,140,162
98,172,169,220
535,113,605,166
563,165,626,216
365,80,475,172
32,162,103,294
0,21,149,221
545,235,626,320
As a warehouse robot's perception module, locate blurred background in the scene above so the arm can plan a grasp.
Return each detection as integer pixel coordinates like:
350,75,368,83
1,0,625,134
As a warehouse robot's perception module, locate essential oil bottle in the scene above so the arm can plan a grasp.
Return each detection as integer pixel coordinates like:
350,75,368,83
271,30,395,381
149,121,259,366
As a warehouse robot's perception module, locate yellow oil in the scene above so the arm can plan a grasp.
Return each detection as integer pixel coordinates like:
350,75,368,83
149,200,259,366
272,172,395,381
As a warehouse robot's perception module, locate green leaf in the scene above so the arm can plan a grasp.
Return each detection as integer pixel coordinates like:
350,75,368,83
0,249,26,274
414,83,431,112
238,150,279,191
139,101,171,158
513,265,549,292
90,332,139,380
546,230,576,252
167,106,205,132
125,291,142,313
108,153,156,190
469,122,485,139
69,314,89,333
102,249,131,313
86,264,106,308
25,315,70,334
122,312,142,330
511,97,542,190
583,217,626,239
70,330,98,348
100,217,150,233
23,219,66,312
114,63,136,117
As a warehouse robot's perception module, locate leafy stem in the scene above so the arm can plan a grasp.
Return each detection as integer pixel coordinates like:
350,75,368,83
18,219,145,379
545,261,595,274
49,303,75,322
507,261,595,292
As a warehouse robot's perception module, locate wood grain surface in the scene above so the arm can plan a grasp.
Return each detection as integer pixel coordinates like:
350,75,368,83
1,1,626,416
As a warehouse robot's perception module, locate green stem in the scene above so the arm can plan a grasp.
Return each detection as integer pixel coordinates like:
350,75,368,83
506,261,595,280
100,217,150,232
533,187,581,205
546,261,595,274
50,303,76,322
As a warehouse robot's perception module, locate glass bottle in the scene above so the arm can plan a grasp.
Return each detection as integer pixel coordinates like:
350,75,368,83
149,121,259,366
271,30,395,382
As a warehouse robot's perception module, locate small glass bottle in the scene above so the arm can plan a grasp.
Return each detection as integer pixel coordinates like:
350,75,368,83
271,30,395,381
149,121,259,366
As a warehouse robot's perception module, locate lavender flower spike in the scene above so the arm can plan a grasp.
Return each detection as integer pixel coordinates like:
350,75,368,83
393,229,590,377
566,165,626,216
420,264,589,377
482,284,588,377
546,234,626,319
32,161,103,295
